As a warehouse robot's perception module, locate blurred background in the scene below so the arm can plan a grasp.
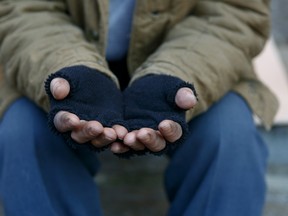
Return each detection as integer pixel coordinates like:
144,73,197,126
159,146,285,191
0,0,287,216
96,0,288,215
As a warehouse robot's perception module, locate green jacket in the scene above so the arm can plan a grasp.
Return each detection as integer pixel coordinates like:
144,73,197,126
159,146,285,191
0,0,278,129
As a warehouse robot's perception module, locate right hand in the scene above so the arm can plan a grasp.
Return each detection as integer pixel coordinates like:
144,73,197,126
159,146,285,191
50,77,129,151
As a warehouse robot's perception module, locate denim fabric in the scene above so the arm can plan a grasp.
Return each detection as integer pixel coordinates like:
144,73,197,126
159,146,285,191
106,0,136,61
0,92,267,216
0,98,102,216
165,92,268,216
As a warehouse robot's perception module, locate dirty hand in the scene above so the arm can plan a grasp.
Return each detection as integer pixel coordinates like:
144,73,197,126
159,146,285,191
46,66,127,150
111,75,197,157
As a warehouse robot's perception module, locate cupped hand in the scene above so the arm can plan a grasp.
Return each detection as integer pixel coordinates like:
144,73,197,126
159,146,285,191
110,87,197,154
50,77,122,148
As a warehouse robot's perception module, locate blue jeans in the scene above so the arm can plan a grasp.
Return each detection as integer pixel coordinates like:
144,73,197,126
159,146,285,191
0,92,268,216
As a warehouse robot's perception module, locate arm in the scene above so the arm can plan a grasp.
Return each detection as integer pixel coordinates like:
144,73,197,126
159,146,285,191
131,0,270,119
0,1,125,150
0,0,117,112
116,0,270,156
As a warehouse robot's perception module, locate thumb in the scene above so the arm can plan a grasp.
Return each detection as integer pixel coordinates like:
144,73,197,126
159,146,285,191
175,87,197,110
50,77,70,100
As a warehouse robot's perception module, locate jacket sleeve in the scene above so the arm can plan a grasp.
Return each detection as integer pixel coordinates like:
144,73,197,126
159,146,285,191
0,0,116,111
131,0,270,118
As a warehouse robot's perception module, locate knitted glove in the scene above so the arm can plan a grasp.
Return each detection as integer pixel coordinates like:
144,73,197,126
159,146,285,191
45,65,124,150
118,74,196,157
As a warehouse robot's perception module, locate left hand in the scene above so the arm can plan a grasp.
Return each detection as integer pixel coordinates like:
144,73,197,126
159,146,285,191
110,87,197,154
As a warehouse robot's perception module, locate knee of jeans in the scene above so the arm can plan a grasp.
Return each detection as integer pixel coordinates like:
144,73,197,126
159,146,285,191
0,116,41,153
188,93,263,155
0,98,49,151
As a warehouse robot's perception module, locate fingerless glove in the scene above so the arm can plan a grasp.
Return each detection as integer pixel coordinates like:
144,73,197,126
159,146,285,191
45,65,124,150
118,74,196,157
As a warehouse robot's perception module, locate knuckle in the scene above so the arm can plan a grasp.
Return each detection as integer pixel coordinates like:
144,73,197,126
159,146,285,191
150,142,165,152
86,126,96,136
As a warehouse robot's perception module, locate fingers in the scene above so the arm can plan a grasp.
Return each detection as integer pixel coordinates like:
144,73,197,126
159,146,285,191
54,111,118,147
54,111,81,132
137,128,166,152
54,113,181,153
123,131,146,151
71,123,117,147
50,77,70,100
175,87,197,110
123,129,166,152
158,120,182,143
110,125,130,153
71,121,104,143
55,117,181,153
112,125,128,141
90,128,117,148
110,142,130,154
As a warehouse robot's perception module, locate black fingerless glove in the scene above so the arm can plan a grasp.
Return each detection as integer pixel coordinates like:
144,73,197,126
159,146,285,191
119,74,196,157
45,65,124,150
